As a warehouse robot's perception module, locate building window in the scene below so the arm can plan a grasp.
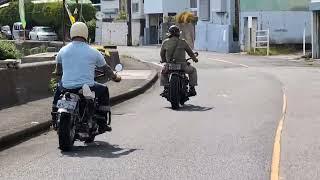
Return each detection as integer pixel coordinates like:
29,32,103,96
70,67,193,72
190,0,197,8
199,0,210,21
132,3,139,13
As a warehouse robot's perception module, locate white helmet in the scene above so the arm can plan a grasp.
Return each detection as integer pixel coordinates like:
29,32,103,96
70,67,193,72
70,22,88,40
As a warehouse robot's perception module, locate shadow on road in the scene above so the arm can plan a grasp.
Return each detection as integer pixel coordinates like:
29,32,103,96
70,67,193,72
179,104,214,112
61,141,140,158
165,104,214,112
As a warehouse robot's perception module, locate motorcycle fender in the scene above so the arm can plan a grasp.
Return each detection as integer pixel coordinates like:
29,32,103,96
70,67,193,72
169,73,180,82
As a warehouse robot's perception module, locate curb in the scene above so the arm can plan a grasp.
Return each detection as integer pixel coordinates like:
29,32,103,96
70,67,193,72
0,62,159,151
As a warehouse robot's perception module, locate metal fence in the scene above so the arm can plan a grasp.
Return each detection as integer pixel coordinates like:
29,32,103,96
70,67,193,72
254,29,270,56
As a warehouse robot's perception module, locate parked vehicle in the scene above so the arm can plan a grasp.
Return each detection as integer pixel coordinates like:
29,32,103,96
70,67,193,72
1,25,12,39
161,52,199,110
54,64,123,151
29,26,58,41
12,22,25,40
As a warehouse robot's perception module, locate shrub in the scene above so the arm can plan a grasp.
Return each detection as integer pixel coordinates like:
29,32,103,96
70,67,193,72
0,41,21,60
86,19,96,43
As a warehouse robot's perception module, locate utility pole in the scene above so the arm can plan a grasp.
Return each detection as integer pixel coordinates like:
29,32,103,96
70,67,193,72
127,0,132,46
62,0,66,45
75,0,79,21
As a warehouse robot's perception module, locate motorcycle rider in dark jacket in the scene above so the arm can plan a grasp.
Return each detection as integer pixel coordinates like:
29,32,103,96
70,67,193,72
160,25,199,96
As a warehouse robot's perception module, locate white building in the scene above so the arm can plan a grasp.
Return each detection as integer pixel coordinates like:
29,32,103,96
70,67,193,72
143,0,193,44
131,0,145,45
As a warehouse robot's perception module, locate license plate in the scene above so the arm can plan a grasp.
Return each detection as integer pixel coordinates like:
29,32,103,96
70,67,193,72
168,63,182,70
57,100,77,110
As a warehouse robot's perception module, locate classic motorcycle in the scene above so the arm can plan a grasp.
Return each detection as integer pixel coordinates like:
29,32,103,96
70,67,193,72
162,52,199,110
54,64,123,151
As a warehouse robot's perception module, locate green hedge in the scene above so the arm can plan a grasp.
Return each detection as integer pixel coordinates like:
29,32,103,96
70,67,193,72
0,1,96,40
0,41,21,60
86,19,96,43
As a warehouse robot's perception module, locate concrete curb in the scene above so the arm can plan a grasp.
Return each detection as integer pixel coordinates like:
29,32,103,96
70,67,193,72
0,61,159,150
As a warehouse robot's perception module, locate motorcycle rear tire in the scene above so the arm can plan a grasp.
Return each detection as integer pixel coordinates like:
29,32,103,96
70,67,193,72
170,75,180,110
58,113,75,151
85,135,95,143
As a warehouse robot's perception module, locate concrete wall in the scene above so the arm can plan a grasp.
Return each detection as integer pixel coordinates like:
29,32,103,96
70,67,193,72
132,20,141,46
195,0,240,53
96,22,128,46
240,11,311,45
0,62,55,109
162,0,189,13
195,23,239,53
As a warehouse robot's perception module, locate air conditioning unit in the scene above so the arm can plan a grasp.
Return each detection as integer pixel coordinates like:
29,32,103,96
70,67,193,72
212,0,226,13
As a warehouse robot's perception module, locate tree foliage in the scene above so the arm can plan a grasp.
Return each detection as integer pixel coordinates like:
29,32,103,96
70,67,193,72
0,1,96,39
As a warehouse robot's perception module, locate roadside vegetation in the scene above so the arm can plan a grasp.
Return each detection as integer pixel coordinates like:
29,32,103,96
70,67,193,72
0,41,21,60
248,45,300,56
0,1,96,40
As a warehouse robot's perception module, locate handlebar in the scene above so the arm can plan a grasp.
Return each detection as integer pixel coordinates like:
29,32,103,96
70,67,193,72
161,52,199,63
186,52,199,61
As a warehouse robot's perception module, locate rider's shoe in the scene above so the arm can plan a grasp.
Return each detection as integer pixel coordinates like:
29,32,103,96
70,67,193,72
189,87,197,97
98,123,112,133
105,125,112,132
160,87,169,97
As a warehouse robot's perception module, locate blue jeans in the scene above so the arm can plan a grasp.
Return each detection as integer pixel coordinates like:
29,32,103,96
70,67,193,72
53,82,110,111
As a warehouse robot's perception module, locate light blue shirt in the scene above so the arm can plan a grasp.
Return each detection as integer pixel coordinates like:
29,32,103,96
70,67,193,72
56,41,106,89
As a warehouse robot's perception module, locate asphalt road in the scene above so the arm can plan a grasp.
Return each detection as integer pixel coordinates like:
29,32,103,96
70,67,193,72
1,47,320,180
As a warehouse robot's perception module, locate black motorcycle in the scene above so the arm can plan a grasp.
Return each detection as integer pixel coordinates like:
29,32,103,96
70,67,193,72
54,64,123,151
162,52,198,110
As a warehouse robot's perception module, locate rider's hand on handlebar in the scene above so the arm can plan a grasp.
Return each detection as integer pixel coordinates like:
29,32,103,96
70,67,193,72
112,74,122,82
193,58,199,63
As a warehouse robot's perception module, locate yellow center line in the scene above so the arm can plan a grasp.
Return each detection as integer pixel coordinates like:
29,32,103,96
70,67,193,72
208,58,250,68
271,92,287,180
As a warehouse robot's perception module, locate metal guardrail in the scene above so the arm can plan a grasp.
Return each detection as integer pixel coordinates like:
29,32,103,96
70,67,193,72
254,29,270,56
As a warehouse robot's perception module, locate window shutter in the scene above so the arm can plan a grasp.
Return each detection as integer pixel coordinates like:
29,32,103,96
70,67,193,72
199,0,210,21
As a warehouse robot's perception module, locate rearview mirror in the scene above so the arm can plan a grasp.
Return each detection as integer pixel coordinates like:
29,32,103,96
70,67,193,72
115,64,123,72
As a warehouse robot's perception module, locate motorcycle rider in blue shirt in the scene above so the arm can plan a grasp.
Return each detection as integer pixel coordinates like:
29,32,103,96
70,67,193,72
51,22,121,132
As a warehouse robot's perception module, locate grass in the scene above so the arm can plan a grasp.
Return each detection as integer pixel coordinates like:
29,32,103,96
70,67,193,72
248,46,298,56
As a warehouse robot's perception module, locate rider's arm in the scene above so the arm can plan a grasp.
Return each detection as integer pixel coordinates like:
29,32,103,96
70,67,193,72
183,40,198,62
160,43,167,63
96,51,117,80
53,53,63,80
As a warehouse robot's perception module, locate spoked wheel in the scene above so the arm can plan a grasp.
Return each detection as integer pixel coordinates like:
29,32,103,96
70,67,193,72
58,113,75,151
169,75,181,110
